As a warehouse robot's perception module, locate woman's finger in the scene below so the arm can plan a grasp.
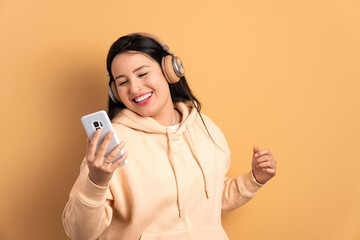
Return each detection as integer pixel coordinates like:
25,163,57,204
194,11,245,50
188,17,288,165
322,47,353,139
257,161,271,168
105,141,125,164
88,129,102,160
254,149,272,158
111,151,128,169
262,168,276,174
97,131,114,158
253,146,260,154
258,160,276,168
255,155,272,164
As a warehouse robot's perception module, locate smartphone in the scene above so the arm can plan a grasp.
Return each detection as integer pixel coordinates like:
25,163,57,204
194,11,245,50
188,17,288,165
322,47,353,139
81,110,126,165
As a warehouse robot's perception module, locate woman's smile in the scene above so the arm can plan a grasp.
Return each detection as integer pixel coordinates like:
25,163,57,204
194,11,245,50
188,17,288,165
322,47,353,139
132,91,153,105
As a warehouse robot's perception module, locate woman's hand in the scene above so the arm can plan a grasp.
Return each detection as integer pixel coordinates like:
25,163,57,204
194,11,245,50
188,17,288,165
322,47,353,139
251,146,277,184
86,129,128,187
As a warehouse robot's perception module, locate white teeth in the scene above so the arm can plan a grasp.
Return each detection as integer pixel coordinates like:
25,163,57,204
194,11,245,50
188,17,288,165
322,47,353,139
134,92,152,103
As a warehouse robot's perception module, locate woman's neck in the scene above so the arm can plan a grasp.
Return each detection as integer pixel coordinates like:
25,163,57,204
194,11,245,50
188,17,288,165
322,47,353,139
152,106,180,127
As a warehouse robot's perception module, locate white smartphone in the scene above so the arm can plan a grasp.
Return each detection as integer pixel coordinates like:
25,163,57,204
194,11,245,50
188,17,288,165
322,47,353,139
81,110,126,165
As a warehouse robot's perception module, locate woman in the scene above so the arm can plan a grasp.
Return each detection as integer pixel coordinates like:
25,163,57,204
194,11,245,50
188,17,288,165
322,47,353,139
62,33,277,240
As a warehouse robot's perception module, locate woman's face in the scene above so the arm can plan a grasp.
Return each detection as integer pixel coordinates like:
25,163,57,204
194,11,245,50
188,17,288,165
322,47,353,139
111,51,174,122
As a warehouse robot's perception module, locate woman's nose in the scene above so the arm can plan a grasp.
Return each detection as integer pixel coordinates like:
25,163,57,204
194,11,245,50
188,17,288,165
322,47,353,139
129,78,142,94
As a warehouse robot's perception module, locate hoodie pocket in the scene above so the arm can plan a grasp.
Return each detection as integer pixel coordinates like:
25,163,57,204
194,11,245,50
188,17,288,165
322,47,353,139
139,224,229,240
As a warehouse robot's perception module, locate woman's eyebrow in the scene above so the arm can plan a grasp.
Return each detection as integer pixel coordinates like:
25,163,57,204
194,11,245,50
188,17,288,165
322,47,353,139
133,65,150,73
114,65,150,80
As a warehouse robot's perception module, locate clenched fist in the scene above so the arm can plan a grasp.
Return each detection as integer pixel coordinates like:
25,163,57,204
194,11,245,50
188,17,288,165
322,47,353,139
251,146,277,184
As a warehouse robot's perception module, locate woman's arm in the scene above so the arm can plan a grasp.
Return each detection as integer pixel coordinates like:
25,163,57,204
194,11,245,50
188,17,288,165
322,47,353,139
63,130,128,239
62,159,114,240
221,147,276,214
221,171,264,214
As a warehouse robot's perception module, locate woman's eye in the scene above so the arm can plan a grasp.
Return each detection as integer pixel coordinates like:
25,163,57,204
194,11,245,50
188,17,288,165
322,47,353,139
139,73,148,78
119,80,128,86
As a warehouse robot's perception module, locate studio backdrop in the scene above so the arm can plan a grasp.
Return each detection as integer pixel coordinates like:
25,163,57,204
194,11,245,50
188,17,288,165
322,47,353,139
0,0,359,239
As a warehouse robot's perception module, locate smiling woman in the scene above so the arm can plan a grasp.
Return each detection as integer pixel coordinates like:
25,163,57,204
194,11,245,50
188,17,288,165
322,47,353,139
62,33,277,240
111,52,175,126
106,33,195,121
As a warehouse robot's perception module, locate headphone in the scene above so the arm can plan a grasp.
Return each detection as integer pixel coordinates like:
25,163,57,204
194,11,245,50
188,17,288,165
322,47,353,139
108,32,185,103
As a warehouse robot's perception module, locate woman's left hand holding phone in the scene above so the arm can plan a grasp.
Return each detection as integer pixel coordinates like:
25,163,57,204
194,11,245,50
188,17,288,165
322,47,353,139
86,129,128,187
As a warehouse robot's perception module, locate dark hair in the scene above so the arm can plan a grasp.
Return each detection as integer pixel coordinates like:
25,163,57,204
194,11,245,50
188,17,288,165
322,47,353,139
106,33,201,120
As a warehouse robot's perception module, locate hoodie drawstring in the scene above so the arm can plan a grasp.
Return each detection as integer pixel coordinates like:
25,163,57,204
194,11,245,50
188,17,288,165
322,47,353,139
186,126,209,199
166,130,182,218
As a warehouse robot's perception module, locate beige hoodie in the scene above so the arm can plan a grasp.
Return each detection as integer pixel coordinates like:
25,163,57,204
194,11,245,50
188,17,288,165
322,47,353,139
62,102,264,240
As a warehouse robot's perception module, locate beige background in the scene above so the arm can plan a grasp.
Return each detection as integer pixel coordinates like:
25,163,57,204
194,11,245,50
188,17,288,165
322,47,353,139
1,0,360,239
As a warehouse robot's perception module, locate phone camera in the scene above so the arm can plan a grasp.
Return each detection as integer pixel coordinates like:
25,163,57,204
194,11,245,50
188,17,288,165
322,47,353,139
93,121,100,128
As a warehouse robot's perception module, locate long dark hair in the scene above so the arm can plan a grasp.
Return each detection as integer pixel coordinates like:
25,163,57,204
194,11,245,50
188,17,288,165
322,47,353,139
106,33,201,120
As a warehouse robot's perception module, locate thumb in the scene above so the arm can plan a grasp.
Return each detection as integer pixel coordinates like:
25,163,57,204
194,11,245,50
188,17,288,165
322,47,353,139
253,145,260,154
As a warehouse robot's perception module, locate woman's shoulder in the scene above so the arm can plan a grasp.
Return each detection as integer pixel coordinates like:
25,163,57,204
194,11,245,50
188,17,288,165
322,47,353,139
198,113,223,135
197,113,230,154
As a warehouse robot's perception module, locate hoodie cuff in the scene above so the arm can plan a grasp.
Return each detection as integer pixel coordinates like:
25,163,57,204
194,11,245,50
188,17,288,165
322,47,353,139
251,170,266,187
77,175,109,207
238,171,265,198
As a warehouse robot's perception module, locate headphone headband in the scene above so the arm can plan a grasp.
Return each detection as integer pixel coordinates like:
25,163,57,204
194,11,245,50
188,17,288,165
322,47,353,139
127,32,170,52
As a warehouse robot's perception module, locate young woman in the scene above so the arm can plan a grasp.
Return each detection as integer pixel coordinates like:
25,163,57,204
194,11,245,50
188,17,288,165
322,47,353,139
62,33,277,240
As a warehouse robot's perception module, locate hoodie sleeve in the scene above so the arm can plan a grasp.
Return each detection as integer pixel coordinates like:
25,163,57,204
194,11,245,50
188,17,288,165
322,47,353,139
221,170,264,214
62,158,114,240
220,138,264,214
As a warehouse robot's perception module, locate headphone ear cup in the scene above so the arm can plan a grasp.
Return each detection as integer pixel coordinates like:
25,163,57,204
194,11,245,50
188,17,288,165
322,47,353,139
110,81,121,102
162,55,184,84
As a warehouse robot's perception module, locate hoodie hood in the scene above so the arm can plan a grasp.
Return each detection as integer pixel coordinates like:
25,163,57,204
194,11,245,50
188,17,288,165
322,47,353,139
111,101,209,217
111,101,197,135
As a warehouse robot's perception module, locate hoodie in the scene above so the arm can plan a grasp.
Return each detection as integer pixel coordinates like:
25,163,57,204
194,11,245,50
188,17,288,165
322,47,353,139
62,102,264,240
